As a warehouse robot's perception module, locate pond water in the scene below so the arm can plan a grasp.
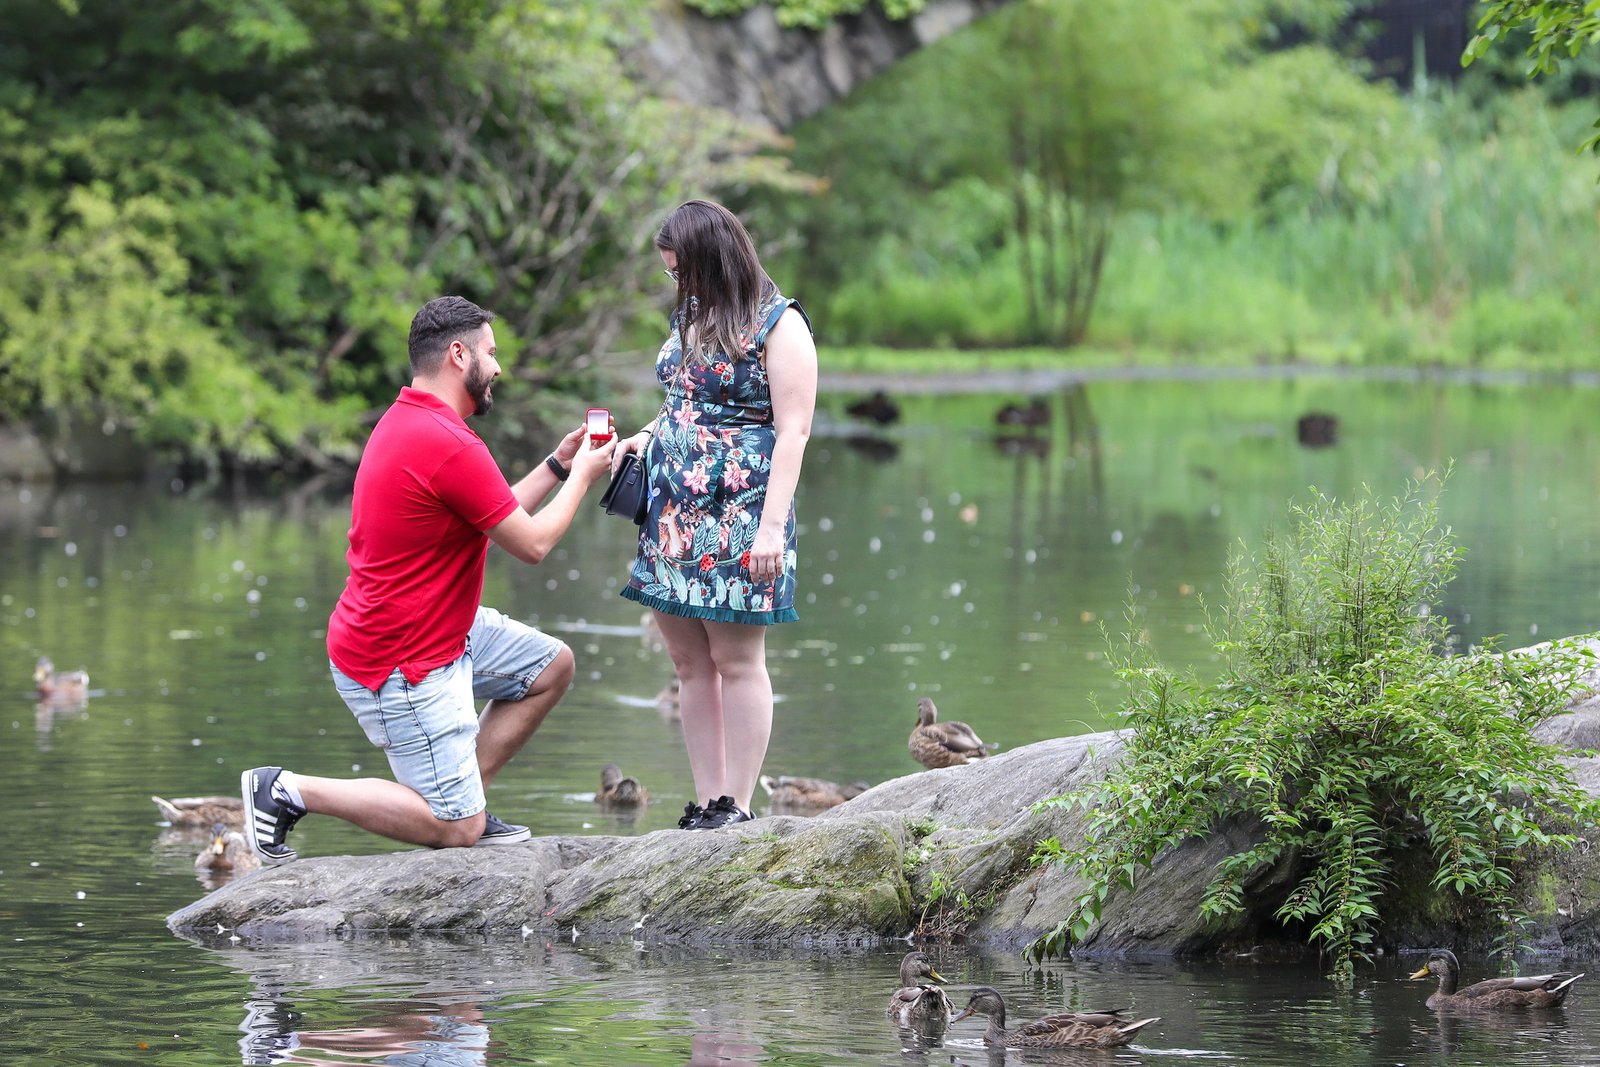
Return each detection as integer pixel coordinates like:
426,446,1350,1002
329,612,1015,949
3,374,1600,1065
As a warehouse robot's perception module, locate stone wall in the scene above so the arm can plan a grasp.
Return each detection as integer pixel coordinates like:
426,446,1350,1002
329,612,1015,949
635,0,1013,130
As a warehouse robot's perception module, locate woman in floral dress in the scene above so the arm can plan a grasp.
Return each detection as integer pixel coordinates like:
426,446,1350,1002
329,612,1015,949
614,200,817,830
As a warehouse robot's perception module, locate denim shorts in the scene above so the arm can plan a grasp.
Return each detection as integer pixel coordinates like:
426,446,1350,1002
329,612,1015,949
329,606,566,821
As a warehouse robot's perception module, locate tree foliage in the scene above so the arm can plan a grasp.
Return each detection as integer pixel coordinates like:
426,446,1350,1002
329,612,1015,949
1030,478,1598,980
0,0,792,471
774,0,1406,347
1466,0,1600,153
684,0,927,30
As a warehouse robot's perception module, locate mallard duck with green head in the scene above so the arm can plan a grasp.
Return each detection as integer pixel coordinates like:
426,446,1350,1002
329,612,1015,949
1409,949,1583,1011
951,986,1158,1049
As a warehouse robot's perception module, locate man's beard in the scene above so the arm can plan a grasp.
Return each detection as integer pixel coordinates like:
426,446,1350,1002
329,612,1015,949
465,352,495,417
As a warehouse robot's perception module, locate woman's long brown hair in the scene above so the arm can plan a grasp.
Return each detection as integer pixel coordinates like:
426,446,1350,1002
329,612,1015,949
656,200,777,364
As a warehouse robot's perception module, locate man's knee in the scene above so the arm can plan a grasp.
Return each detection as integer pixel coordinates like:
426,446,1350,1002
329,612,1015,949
532,643,575,696
437,812,485,849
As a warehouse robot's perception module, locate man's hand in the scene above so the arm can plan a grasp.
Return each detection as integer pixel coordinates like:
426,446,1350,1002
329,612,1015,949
550,425,586,466
569,431,616,487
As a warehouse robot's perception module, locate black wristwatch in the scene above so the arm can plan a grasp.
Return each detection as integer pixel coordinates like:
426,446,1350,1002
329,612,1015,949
545,455,570,481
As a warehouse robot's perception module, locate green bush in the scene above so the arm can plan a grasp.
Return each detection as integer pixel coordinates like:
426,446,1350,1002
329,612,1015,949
1030,477,1598,979
1451,290,1587,362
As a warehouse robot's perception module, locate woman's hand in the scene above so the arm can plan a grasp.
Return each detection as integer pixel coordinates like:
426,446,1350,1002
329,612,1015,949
612,430,653,474
748,525,785,583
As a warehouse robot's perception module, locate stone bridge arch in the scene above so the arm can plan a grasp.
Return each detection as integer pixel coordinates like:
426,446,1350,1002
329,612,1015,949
637,1,1015,130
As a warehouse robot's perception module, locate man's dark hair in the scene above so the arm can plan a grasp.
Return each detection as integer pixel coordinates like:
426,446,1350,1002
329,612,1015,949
408,296,495,374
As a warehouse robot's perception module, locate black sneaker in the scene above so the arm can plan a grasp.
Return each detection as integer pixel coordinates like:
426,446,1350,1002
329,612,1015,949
240,766,306,864
690,794,753,830
677,801,706,829
473,812,530,846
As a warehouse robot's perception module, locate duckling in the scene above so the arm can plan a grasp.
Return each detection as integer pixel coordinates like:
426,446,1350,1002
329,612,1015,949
596,764,649,808
759,774,868,813
1409,949,1583,1011
951,986,1158,1049
845,390,901,427
195,822,260,877
885,950,954,1029
152,794,246,830
34,656,89,701
908,698,989,770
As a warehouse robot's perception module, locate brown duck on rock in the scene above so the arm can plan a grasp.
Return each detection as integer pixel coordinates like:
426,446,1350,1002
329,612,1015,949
951,986,1158,1049
759,774,869,813
908,698,989,769
1409,949,1583,1011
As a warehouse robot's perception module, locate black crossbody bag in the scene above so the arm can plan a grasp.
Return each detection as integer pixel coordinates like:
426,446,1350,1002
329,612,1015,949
599,450,648,525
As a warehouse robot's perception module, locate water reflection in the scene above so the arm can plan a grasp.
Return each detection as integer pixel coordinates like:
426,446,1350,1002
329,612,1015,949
845,434,901,462
8,377,1600,1064
31,694,88,750
685,1028,763,1066
1424,1006,1576,1062
243,996,490,1066
205,937,564,1066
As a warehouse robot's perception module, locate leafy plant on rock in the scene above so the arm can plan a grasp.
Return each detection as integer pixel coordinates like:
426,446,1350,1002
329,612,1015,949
1030,476,1597,980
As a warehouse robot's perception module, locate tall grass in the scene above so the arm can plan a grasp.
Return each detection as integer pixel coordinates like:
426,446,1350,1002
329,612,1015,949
817,88,1600,367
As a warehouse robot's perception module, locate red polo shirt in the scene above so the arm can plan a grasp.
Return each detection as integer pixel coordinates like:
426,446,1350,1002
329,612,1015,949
327,387,520,689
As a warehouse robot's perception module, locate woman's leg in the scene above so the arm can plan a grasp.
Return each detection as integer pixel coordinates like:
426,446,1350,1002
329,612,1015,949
703,621,771,812
653,611,723,804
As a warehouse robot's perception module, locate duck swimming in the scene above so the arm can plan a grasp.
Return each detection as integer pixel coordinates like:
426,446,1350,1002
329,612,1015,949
195,822,260,877
845,390,901,427
596,764,649,808
34,657,89,701
951,986,1159,1049
1409,949,1583,1011
885,950,953,1029
153,794,246,830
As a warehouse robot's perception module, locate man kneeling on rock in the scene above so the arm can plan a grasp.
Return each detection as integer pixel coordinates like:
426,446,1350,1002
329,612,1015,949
241,296,615,863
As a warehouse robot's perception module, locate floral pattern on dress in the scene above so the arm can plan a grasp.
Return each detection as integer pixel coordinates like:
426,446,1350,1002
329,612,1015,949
620,292,805,624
